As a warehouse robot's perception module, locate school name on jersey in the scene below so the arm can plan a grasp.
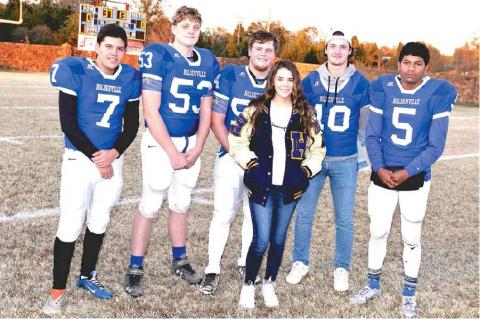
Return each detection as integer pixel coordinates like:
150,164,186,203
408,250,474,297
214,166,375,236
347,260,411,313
96,83,122,94
244,90,262,99
183,69,206,78
319,96,345,104
392,98,421,105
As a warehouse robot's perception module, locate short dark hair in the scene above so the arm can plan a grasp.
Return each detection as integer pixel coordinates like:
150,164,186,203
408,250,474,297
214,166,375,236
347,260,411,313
97,23,128,48
249,30,278,52
399,42,430,65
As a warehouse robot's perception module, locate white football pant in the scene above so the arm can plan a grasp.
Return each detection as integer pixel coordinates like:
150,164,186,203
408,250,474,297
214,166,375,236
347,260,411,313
56,148,123,242
139,130,201,218
367,181,431,278
205,154,252,274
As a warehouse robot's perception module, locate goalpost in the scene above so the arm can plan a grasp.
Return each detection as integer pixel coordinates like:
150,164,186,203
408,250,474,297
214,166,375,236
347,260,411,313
0,0,23,25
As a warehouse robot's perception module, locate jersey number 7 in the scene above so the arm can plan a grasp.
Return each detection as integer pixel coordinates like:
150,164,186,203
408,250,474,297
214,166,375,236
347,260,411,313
96,94,120,128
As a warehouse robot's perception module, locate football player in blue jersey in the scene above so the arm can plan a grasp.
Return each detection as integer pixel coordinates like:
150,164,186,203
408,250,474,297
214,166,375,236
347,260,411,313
199,30,278,295
286,31,370,291
123,6,220,297
349,42,457,318
42,24,141,315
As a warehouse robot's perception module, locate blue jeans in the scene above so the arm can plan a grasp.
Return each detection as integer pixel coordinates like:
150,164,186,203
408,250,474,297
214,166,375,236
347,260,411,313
245,187,297,283
292,157,358,269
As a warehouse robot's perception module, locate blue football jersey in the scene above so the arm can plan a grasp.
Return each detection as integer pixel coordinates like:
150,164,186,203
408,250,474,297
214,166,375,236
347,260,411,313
50,57,141,151
139,43,220,137
302,67,370,157
366,74,457,180
213,64,266,155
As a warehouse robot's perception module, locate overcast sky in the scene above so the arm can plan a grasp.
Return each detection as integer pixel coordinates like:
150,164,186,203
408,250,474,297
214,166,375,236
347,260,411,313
162,0,479,56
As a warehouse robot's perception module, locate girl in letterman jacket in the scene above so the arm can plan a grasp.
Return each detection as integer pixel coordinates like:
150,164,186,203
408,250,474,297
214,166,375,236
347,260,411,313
228,59,325,309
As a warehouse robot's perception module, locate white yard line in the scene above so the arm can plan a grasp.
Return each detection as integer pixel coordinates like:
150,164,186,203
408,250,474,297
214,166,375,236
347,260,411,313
0,137,23,144
450,116,480,120
449,126,478,129
438,153,480,161
0,188,214,223
0,93,56,97
2,134,63,139
0,135,63,145
0,85,50,89
0,106,57,109
0,133,147,144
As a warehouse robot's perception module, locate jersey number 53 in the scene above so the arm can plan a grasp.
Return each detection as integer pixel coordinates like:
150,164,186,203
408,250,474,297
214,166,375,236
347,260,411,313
169,77,212,114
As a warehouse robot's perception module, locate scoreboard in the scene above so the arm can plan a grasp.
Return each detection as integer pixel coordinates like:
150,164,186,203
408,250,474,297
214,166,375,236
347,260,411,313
77,3,146,55
79,3,146,41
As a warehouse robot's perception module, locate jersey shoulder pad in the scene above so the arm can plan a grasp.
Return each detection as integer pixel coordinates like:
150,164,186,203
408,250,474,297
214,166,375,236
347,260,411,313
50,56,84,95
198,47,220,78
369,77,387,109
430,79,457,113
139,43,171,79
352,71,370,95
121,63,141,80
120,64,142,100
431,79,457,97
308,69,320,81
353,70,370,85
141,43,171,64
196,47,219,67
371,75,390,92
220,64,238,81
196,47,215,60
302,70,319,87
143,43,167,55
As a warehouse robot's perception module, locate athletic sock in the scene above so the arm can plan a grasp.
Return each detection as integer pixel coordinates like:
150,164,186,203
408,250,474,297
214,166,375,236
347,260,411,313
172,245,186,261
52,237,76,289
80,228,105,278
50,289,65,300
402,275,417,296
130,255,144,268
367,268,382,289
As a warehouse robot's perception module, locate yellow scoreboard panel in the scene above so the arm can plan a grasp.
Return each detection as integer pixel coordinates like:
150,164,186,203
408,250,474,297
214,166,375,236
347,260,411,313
79,3,146,42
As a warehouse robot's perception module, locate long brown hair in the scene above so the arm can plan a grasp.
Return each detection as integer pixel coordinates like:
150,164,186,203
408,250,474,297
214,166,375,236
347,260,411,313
249,59,318,141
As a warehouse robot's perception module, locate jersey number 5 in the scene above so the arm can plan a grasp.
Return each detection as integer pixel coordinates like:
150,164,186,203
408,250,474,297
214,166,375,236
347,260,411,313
391,107,416,146
231,97,250,116
96,94,120,128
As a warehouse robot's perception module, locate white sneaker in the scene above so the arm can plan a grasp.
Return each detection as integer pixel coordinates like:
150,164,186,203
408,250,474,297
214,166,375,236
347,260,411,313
350,285,381,304
41,294,64,315
334,267,349,292
286,261,309,285
261,279,279,308
239,284,255,309
402,295,418,318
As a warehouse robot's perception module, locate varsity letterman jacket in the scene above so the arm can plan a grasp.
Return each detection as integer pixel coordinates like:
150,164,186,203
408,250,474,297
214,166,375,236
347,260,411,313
228,101,325,206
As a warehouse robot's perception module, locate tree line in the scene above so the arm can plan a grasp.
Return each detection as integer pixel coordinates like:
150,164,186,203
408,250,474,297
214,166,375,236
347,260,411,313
1,0,478,73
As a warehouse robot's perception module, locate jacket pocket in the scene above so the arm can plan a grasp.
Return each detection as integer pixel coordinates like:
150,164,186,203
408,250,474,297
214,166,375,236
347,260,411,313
244,165,262,191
